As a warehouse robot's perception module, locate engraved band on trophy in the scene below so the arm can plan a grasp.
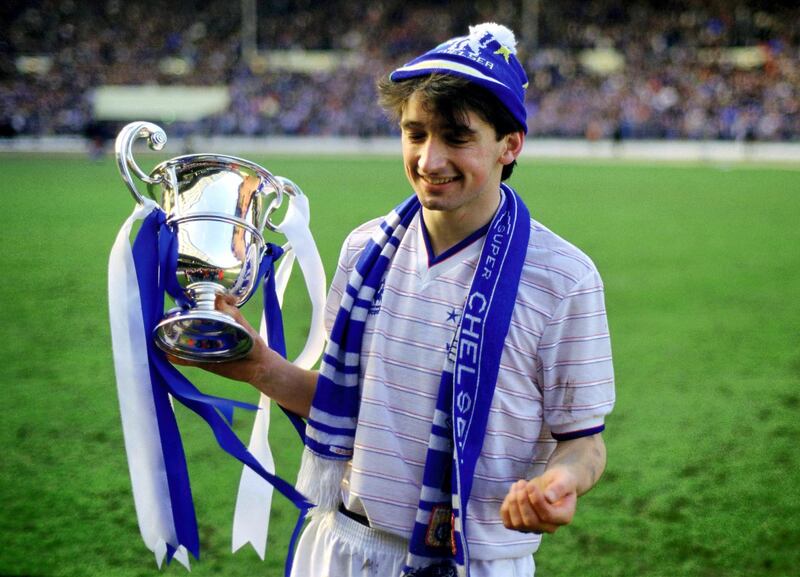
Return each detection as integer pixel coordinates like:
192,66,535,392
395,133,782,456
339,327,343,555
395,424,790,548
115,121,298,363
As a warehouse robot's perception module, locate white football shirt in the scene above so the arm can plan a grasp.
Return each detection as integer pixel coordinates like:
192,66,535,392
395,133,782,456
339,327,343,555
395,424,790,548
325,201,615,560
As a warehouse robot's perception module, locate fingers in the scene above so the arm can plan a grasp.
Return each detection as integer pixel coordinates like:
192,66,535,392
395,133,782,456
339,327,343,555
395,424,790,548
520,480,560,533
501,480,552,533
507,480,557,533
214,293,244,320
214,294,260,340
219,292,237,304
536,484,576,526
500,476,577,534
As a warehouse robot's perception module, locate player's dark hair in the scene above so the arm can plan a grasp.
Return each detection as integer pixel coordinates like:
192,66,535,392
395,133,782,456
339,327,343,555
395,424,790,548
377,73,523,181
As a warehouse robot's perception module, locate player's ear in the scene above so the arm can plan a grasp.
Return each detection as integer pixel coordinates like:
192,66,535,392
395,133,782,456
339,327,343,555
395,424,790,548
500,131,524,166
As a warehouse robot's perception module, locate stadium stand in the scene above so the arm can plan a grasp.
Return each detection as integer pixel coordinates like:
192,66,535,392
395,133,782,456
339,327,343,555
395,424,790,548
1,0,797,141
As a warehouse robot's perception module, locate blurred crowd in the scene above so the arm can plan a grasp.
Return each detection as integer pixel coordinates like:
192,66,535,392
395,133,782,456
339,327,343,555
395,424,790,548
0,0,798,141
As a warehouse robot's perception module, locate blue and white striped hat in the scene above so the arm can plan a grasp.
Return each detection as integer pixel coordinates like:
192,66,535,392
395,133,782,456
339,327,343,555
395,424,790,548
390,23,529,133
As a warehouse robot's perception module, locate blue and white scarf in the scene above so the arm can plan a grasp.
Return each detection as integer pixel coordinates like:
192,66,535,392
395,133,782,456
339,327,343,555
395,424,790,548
297,184,530,576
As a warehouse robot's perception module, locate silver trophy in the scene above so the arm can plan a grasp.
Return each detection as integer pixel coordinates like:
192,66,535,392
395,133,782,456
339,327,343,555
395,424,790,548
115,121,296,363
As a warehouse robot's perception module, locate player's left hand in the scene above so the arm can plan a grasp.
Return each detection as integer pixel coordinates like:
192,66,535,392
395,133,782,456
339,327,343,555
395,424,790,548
499,466,578,534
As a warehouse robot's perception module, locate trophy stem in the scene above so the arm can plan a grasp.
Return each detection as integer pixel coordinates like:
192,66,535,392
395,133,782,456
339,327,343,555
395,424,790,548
155,282,253,362
191,284,222,311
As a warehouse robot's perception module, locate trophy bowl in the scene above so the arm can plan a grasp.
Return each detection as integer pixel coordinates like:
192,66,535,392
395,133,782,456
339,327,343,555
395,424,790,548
116,122,285,362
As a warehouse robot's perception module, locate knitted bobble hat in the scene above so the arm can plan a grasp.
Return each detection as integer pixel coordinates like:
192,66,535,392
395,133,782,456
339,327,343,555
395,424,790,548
390,22,529,132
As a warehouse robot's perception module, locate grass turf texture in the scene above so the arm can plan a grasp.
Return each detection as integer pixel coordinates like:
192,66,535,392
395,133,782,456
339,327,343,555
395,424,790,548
0,153,798,576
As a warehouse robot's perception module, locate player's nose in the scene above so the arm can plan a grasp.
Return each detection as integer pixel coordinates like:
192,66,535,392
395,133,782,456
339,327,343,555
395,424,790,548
417,137,448,173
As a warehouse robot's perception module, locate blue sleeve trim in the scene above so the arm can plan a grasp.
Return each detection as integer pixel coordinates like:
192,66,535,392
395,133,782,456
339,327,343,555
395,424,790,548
551,424,605,441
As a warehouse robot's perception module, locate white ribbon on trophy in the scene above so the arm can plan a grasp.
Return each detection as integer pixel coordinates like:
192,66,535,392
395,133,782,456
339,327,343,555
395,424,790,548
108,198,191,569
232,186,327,558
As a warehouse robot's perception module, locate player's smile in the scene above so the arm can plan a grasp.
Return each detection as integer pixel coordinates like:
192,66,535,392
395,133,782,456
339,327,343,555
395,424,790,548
417,172,461,194
420,174,458,186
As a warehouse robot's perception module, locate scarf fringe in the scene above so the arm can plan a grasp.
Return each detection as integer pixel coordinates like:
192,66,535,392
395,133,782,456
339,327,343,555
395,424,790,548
296,447,347,514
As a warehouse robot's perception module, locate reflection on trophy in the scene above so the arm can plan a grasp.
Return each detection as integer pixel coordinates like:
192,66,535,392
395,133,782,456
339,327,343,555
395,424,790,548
115,121,294,362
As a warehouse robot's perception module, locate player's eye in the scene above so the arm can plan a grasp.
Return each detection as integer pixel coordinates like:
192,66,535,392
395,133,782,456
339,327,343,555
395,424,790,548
405,132,427,143
442,126,474,145
446,135,469,145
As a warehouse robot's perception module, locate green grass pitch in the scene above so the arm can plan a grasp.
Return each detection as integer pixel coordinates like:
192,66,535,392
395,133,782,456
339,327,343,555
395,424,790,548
0,152,798,576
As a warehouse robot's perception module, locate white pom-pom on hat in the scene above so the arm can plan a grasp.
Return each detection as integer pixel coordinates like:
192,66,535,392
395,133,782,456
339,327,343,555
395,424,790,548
468,22,518,54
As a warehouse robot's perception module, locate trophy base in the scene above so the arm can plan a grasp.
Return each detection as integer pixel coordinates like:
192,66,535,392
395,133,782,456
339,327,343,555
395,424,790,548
154,308,253,363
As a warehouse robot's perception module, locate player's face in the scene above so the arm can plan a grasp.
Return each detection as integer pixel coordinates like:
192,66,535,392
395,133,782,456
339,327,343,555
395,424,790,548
400,91,521,222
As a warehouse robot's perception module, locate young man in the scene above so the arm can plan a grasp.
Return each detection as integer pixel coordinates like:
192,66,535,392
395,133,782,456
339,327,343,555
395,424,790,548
181,23,615,577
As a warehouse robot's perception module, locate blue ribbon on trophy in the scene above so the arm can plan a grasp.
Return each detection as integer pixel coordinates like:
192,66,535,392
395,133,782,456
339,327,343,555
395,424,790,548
108,122,327,572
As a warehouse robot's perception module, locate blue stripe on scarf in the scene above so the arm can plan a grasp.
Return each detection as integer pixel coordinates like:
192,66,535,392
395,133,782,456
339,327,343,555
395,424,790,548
320,354,361,374
305,418,357,437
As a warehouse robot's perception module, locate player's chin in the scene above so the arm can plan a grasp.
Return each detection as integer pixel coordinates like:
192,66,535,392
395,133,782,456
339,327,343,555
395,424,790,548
414,186,459,211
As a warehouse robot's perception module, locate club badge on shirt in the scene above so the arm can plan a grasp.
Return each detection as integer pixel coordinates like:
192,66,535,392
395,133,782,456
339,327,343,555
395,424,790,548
425,504,456,555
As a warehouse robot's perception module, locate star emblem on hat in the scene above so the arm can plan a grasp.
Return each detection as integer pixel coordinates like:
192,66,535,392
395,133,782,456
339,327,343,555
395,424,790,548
494,45,512,63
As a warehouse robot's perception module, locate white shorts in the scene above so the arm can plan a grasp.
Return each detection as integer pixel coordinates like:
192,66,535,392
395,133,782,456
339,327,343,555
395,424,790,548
290,509,535,577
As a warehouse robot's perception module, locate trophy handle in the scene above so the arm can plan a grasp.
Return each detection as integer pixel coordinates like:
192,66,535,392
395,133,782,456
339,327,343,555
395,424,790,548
265,176,302,232
275,176,302,198
115,121,168,205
